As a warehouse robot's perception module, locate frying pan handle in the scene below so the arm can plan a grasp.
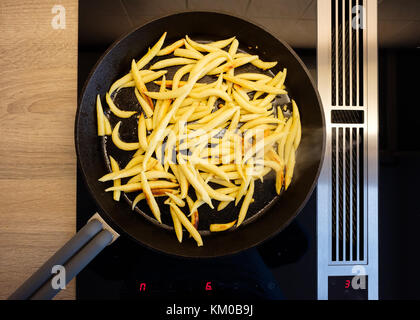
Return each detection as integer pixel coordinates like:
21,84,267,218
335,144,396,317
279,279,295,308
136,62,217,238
8,214,119,300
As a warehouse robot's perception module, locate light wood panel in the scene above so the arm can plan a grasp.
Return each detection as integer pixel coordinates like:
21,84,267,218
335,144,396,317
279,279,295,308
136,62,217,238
0,0,78,300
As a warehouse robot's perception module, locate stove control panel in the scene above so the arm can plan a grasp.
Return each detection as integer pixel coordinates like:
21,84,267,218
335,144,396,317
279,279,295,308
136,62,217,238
125,279,282,299
328,276,368,300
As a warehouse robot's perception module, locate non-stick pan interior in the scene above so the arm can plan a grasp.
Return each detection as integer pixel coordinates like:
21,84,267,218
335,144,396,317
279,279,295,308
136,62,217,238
76,12,325,257
103,40,293,235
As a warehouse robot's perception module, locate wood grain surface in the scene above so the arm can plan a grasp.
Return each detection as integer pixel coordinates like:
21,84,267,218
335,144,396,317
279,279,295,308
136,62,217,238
0,0,78,299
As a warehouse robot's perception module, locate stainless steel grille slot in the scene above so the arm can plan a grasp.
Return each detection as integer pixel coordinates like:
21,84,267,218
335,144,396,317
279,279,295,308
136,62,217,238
358,127,364,261
337,0,343,106
331,0,336,106
331,128,337,261
351,127,357,260
331,110,364,123
344,1,350,106
345,128,350,261
338,127,343,260
358,2,364,107
351,0,357,106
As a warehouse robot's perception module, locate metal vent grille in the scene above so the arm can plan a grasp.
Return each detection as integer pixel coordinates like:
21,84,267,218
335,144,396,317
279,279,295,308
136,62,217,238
331,126,365,262
331,0,364,108
329,0,367,265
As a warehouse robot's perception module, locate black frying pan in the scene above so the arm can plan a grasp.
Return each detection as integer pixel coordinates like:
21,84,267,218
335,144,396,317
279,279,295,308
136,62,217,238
9,11,325,300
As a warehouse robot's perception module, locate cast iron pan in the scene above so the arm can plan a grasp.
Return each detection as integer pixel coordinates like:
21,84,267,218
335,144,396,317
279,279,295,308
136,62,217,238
10,12,325,300
77,11,325,257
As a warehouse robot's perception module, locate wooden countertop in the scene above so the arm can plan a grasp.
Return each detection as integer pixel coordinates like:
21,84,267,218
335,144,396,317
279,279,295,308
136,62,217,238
0,1,78,299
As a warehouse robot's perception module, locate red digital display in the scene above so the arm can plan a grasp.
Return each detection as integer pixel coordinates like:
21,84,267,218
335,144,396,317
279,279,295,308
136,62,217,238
205,282,212,291
345,280,351,288
139,282,146,291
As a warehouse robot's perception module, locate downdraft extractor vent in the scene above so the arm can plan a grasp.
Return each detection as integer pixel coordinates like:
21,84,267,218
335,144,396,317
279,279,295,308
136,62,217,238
329,0,367,265
317,0,378,299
